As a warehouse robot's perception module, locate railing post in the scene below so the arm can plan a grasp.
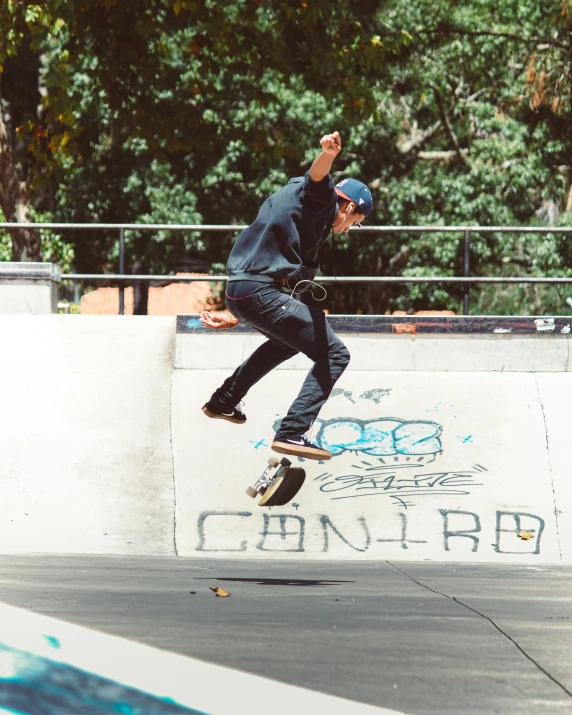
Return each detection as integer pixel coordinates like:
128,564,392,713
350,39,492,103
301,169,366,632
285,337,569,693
463,230,470,315
119,228,125,315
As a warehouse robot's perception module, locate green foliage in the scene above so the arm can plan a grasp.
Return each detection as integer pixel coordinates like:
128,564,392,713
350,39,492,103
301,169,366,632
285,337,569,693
1,0,571,313
0,208,74,271
0,226,11,262
317,0,572,313
31,209,75,272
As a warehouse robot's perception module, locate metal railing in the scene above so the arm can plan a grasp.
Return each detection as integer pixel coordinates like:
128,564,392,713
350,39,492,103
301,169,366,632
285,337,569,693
2,222,572,315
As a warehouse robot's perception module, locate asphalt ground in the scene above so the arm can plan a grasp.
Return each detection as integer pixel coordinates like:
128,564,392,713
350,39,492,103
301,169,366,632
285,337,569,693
0,555,571,715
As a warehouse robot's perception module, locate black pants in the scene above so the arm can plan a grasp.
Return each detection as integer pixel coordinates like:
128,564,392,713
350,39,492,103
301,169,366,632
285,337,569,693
209,282,350,439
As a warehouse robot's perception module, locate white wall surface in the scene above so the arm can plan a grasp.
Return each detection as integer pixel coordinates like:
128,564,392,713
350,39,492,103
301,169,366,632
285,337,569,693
0,282,57,314
172,366,565,562
0,316,176,555
531,373,572,562
176,332,572,372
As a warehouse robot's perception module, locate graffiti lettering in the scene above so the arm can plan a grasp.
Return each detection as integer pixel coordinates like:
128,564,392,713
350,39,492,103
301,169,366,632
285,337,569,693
440,510,482,552
316,417,443,458
494,512,545,555
359,389,392,403
316,465,485,504
257,514,305,552
377,513,428,550
195,509,545,556
196,511,252,552
320,515,371,552
331,388,356,403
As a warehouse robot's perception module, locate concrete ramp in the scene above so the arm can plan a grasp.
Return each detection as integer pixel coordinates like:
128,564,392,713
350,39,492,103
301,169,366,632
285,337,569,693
0,316,176,556
1,314,571,563
173,320,572,563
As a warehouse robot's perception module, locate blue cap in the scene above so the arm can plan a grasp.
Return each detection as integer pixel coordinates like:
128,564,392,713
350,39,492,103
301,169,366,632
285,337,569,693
335,178,373,217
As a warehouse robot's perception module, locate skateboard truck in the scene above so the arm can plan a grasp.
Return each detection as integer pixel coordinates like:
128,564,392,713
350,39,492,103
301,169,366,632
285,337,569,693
246,456,290,497
246,456,306,507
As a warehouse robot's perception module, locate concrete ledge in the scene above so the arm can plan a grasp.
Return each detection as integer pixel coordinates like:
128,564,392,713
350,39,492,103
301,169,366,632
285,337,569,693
175,332,572,372
178,314,572,335
0,262,61,313
0,262,62,282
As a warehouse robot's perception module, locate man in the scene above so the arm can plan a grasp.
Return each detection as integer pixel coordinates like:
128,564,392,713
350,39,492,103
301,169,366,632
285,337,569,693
200,131,373,461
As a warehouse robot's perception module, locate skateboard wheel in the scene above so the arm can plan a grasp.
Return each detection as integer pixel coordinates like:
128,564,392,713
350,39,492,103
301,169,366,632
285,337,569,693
280,457,292,467
245,486,258,498
268,457,280,468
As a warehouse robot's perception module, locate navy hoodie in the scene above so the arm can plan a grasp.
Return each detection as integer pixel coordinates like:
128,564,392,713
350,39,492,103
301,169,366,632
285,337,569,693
226,172,337,284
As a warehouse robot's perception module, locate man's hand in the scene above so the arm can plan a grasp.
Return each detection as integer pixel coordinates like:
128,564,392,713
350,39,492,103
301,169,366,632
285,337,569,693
320,131,342,157
309,131,342,182
200,311,239,330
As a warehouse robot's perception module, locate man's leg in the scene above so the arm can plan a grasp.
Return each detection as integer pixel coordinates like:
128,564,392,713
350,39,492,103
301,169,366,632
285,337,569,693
204,285,349,449
208,336,298,408
206,285,300,413
269,299,350,440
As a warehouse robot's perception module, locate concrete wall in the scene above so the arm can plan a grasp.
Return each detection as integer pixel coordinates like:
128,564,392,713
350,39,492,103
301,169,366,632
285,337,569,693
176,332,572,372
0,316,175,555
173,332,571,563
0,263,61,314
1,317,571,563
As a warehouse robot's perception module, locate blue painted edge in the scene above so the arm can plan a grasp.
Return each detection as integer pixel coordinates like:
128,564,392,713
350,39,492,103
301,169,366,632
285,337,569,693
0,643,209,715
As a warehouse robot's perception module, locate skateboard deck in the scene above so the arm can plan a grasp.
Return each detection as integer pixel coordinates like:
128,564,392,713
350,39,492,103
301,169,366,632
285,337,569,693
246,456,306,507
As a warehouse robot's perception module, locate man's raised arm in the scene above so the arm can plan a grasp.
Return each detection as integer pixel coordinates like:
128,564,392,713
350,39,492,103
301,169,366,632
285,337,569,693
308,131,342,182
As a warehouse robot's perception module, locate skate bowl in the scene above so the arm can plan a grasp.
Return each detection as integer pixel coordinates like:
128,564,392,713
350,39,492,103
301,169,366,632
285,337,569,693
1,313,571,564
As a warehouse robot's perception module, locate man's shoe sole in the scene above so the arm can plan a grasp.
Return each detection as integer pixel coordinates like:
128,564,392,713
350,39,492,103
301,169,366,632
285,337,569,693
272,440,332,461
202,406,246,424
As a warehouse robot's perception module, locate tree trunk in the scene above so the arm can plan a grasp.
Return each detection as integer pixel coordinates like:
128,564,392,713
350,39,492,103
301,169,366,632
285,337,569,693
566,178,572,213
0,94,41,261
367,244,411,313
132,260,149,315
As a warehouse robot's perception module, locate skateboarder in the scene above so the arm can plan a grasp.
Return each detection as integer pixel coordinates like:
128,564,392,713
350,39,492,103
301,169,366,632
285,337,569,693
200,131,373,461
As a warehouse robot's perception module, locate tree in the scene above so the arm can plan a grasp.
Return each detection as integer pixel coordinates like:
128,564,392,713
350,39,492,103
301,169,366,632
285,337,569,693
2,0,571,316
1,0,408,267
320,0,572,314
35,0,410,277
0,2,59,259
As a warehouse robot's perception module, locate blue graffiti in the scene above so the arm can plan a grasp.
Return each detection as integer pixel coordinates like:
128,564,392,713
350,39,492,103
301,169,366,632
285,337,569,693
185,318,204,330
0,642,205,714
316,418,442,457
249,439,269,450
43,635,60,649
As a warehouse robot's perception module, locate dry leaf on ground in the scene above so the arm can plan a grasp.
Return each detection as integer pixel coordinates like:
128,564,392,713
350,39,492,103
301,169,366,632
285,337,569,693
210,586,231,597
517,530,534,540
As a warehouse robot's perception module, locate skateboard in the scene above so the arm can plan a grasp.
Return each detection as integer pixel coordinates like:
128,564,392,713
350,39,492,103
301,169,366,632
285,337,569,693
246,456,306,507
